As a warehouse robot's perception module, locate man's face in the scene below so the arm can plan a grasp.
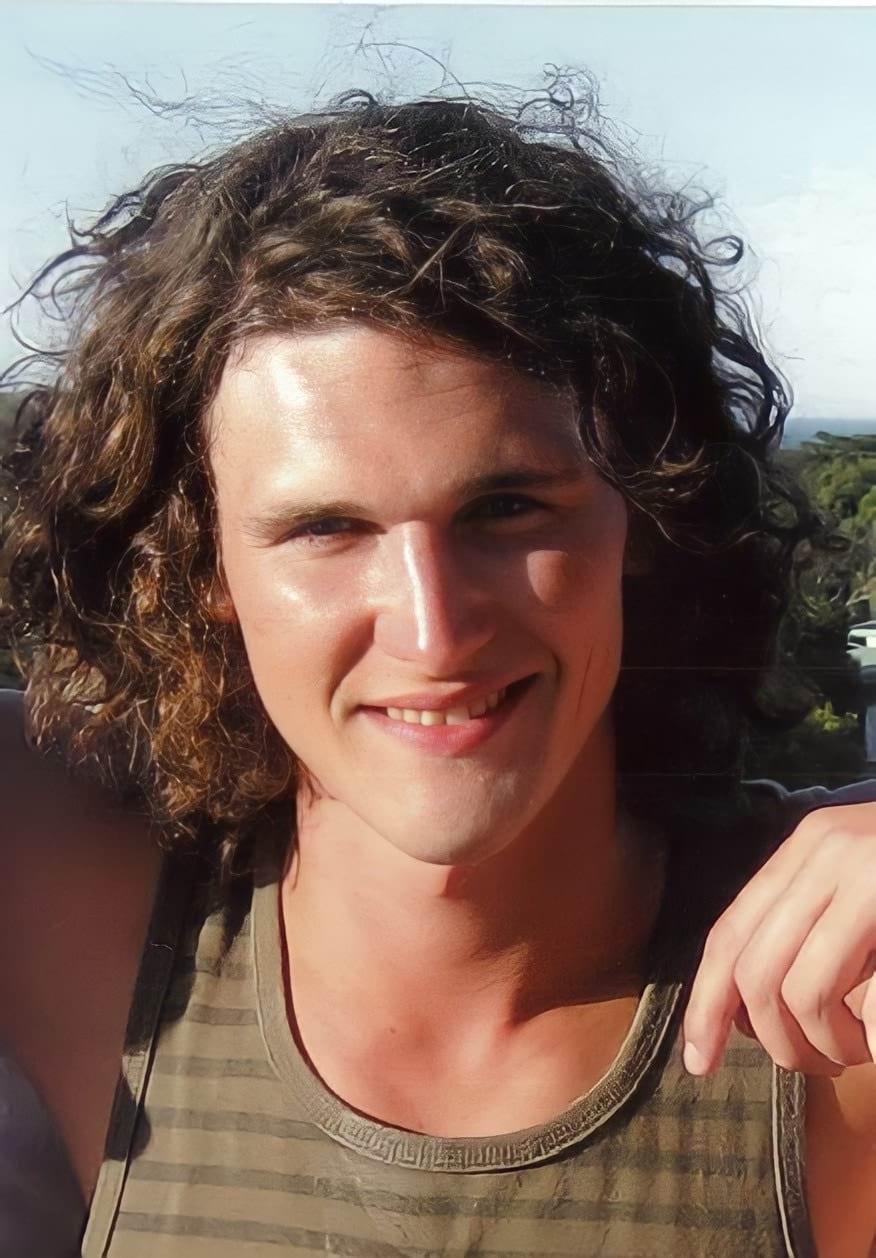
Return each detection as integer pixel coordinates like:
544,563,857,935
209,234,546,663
209,325,628,866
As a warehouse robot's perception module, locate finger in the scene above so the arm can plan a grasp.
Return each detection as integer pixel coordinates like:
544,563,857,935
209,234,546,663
682,964,741,1075
683,815,829,1071
729,826,875,1070
684,861,834,1072
781,900,875,1066
732,886,846,1075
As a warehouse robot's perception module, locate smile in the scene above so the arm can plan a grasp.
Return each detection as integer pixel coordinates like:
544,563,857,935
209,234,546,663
383,687,507,725
359,677,535,756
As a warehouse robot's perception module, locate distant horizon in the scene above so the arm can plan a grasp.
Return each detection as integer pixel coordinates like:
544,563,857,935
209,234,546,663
782,417,876,447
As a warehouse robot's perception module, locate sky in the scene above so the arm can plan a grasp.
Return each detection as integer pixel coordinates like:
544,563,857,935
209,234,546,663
1,2,874,421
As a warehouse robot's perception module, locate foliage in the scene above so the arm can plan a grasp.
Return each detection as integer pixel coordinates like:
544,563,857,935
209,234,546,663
796,432,876,614
747,700,864,789
744,432,876,789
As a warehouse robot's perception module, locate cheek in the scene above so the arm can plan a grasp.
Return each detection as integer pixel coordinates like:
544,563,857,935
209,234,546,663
524,542,624,622
524,513,626,699
525,490,627,616
527,550,624,698
525,548,591,610
224,542,354,636
222,551,361,711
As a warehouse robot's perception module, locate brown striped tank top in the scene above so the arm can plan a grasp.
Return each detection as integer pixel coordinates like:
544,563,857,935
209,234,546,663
81,796,819,1258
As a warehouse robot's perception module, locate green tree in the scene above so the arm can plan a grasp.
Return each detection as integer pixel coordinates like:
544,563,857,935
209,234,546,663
745,433,876,788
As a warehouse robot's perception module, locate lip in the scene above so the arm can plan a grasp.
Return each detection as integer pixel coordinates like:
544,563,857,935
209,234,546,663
357,675,536,756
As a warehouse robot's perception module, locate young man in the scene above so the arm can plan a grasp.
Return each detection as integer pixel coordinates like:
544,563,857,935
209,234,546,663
1,94,874,1256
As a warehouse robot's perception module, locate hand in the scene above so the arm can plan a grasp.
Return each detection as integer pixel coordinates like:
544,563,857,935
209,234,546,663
682,802,876,1076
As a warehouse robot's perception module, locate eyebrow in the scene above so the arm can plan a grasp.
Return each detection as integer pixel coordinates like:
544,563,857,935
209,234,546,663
240,464,588,544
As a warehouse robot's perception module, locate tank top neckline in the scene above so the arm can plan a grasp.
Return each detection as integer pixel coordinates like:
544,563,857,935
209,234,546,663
250,832,696,1173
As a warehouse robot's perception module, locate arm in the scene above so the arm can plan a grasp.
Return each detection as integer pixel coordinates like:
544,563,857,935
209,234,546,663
683,788,876,1256
805,1065,876,1258
0,689,162,1201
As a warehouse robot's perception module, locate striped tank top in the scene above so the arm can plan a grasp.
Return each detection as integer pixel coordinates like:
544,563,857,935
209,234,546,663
81,794,818,1258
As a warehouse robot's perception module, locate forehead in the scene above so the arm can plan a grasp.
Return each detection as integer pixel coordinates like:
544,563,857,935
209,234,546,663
207,326,585,497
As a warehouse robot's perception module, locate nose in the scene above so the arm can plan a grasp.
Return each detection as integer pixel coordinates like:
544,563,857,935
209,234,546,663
372,523,497,673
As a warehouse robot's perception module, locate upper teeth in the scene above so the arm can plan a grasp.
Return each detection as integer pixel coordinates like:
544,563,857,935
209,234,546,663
385,688,506,725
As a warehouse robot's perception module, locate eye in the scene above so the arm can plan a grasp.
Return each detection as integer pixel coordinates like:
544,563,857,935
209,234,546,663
288,517,360,546
469,493,545,522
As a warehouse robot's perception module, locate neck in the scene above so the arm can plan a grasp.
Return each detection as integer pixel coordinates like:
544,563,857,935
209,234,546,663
280,726,667,1061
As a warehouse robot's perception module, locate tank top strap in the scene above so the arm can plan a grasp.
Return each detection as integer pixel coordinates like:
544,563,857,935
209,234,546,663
773,1065,817,1258
81,848,199,1256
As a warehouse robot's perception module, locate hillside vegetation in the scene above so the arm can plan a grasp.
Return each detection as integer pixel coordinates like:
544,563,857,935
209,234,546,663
746,433,876,785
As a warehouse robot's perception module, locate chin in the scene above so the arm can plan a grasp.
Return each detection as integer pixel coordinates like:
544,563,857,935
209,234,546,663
374,811,520,868
356,769,531,865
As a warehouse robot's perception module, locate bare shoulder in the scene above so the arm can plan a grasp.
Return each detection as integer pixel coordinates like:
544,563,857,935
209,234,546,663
0,686,161,908
805,1062,876,1258
0,687,163,1201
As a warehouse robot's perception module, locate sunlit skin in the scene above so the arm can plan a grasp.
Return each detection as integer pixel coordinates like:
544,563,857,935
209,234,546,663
208,325,667,1134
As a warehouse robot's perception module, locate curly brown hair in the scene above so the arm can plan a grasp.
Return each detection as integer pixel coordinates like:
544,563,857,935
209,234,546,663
0,88,819,874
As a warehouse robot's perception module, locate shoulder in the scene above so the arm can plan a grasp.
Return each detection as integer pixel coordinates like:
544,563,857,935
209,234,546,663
744,776,876,858
751,775,876,817
0,687,161,904
806,1063,876,1257
0,687,163,1200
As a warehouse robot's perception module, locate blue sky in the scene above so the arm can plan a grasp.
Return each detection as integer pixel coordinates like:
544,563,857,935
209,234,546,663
2,3,874,419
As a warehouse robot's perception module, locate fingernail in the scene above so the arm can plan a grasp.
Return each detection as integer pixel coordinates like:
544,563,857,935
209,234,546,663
683,1041,708,1075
